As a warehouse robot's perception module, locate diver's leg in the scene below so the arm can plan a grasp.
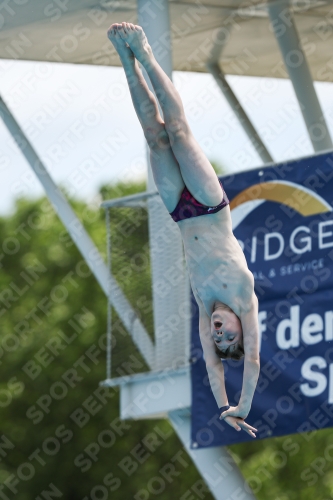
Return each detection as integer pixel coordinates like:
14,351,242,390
118,22,223,207
107,24,185,212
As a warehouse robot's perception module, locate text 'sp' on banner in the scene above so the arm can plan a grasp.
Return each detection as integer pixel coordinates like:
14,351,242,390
191,151,333,448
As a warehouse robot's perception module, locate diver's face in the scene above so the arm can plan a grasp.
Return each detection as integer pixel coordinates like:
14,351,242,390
211,308,243,353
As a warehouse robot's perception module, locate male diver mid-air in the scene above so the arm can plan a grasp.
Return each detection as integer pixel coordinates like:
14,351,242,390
107,22,260,438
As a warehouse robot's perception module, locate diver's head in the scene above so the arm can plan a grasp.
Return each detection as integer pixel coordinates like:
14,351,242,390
211,302,244,360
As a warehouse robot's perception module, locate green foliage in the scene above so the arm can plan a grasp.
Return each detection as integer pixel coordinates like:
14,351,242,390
229,428,333,499
1,180,333,500
0,182,211,500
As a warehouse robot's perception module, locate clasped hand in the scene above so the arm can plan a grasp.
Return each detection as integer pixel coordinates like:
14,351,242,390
220,406,257,438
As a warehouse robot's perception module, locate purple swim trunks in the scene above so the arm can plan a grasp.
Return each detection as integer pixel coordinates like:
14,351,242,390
169,179,229,223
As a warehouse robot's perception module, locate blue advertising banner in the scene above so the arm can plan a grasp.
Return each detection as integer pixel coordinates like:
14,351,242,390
191,151,333,448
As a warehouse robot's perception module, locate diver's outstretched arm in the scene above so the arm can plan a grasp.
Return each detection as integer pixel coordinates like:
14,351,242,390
199,309,258,438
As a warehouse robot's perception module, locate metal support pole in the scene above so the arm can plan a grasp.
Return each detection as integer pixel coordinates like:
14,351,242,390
206,61,273,164
268,0,333,152
105,208,112,380
169,410,257,500
137,1,172,192
0,95,154,369
137,0,190,370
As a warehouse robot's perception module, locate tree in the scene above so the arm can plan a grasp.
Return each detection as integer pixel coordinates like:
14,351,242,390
0,182,212,500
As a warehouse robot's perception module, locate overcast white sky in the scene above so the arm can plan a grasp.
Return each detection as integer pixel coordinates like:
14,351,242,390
1,58,333,216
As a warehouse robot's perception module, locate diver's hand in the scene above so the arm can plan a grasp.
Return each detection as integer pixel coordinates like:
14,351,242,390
220,405,249,420
223,415,257,438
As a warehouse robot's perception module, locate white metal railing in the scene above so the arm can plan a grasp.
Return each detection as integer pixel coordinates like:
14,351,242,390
102,190,159,382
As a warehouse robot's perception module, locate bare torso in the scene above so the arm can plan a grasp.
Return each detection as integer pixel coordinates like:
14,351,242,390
177,205,254,317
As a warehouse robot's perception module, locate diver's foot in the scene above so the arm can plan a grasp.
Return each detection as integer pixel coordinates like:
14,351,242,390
117,22,153,65
107,23,135,61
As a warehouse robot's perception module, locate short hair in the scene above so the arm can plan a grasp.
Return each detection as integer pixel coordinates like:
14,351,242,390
215,343,245,361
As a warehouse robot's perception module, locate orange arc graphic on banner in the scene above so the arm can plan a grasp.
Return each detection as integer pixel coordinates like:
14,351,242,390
229,182,331,216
